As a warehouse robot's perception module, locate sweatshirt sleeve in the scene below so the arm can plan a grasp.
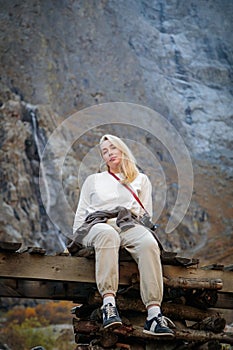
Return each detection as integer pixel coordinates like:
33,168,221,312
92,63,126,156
73,175,92,234
138,174,153,217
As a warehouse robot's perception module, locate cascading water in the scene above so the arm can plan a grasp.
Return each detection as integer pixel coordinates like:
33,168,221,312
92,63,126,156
26,105,67,252
31,109,51,214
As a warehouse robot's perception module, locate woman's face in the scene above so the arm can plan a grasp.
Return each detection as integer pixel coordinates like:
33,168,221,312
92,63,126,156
100,139,122,173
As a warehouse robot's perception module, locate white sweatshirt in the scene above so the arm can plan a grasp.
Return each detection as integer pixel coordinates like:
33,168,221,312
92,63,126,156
73,171,153,234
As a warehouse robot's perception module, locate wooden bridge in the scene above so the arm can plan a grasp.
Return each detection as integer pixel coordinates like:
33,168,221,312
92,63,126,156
0,242,233,349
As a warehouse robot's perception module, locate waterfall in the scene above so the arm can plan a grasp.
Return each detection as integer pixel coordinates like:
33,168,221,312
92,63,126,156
31,110,51,214
28,106,66,252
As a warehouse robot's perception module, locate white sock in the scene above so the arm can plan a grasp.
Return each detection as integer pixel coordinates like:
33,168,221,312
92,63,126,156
147,306,161,320
103,295,116,307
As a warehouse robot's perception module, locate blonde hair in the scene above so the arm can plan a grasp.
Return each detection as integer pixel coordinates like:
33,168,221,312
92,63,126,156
99,134,139,183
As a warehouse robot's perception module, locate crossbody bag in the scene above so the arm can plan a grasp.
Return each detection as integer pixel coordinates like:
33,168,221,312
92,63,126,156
108,170,158,231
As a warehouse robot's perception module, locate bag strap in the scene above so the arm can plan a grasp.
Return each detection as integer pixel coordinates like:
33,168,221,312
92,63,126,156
108,170,146,211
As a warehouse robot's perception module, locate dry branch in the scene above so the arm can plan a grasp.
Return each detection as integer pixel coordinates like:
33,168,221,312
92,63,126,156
190,316,226,333
73,318,233,345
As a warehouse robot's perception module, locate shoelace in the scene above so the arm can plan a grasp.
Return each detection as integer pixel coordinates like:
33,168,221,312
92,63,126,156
163,316,176,328
157,314,176,328
104,304,117,319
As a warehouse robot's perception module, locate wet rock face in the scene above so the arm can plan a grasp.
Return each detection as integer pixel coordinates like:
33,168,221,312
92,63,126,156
0,87,79,252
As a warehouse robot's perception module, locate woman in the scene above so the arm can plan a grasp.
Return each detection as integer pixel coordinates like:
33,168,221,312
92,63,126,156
73,134,174,336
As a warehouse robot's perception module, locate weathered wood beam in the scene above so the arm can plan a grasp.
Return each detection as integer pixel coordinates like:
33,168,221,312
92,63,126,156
0,279,95,302
0,252,232,292
0,253,97,283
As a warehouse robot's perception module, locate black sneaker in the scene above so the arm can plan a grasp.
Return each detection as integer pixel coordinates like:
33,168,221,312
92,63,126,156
143,313,175,337
102,303,122,329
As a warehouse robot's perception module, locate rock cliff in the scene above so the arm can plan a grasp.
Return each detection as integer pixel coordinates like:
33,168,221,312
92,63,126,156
0,1,232,263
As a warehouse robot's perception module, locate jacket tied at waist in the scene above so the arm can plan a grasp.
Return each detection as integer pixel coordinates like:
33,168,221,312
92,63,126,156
67,206,163,255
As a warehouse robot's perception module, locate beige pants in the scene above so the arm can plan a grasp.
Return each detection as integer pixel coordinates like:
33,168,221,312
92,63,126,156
82,218,163,308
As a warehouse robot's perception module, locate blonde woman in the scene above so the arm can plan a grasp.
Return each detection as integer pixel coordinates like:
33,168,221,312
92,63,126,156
72,134,174,336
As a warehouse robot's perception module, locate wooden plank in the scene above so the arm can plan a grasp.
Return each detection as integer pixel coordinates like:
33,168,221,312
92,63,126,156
0,252,96,283
0,252,233,293
0,279,94,301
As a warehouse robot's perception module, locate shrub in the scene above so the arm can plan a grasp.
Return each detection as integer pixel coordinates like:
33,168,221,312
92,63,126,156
0,300,75,350
35,300,74,324
5,300,74,326
1,318,56,350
